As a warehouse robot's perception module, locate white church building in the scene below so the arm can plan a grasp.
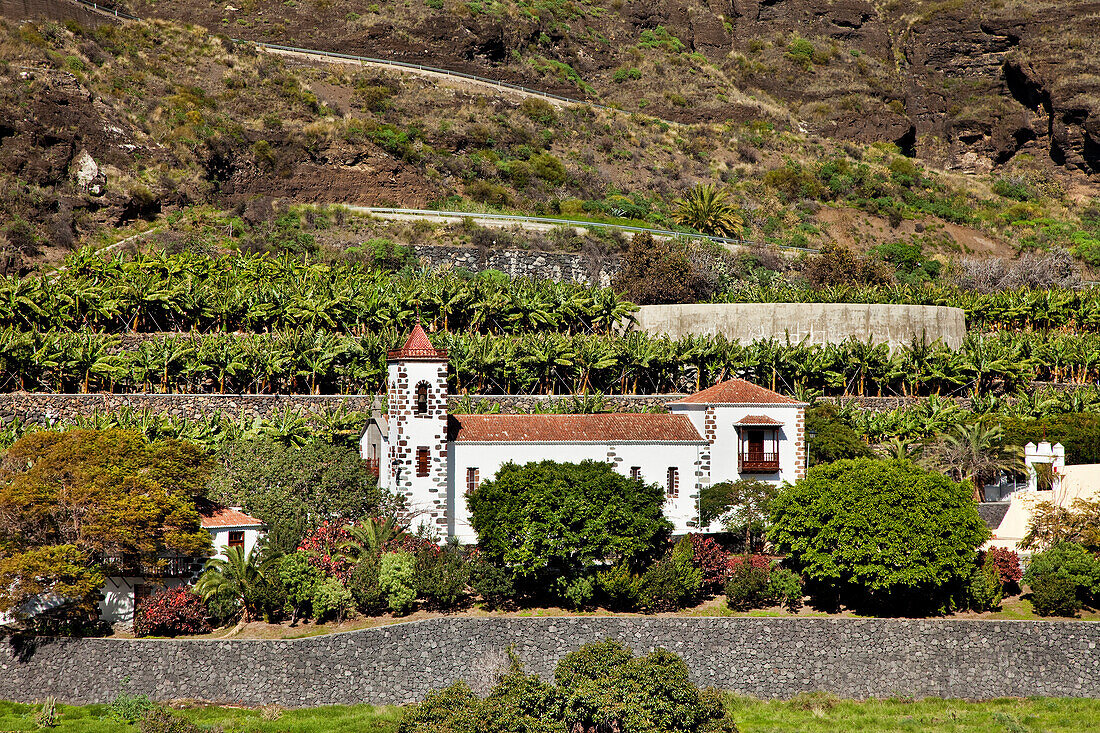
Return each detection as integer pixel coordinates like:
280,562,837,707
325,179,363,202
362,325,807,543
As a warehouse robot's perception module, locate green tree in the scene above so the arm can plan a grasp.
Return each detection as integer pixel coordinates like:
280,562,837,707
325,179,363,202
1022,542,1100,606
468,460,671,602
207,437,380,553
768,458,989,613
806,402,872,465
699,479,777,551
672,184,743,238
0,430,211,624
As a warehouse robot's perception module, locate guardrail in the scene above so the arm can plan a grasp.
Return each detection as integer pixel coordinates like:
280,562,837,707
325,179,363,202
68,0,607,111
353,207,814,253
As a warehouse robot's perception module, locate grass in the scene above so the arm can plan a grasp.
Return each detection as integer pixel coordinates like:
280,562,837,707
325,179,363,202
2,697,1098,732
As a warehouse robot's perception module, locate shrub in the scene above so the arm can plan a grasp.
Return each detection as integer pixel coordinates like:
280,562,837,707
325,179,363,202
768,568,805,612
1022,542,1100,604
688,534,733,592
278,551,322,620
379,551,417,615
34,696,57,728
613,233,715,305
311,577,353,621
980,547,1023,591
558,574,596,609
349,557,387,615
768,459,989,613
134,587,211,638
106,692,157,723
966,565,1004,612
414,541,469,611
528,152,567,184
638,536,703,612
596,561,641,610
1030,573,1082,617
724,561,772,611
138,707,208,733
469,557,514,610
612,66,641,82
520,97,557,125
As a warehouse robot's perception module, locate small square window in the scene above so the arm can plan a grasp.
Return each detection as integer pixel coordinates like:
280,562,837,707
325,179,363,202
228,531,245,550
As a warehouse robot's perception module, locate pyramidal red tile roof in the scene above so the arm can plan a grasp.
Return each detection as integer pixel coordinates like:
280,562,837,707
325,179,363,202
734,414,785,426
449,413,705,443
668,378,804,406
387,323,448,360
197,500,265,529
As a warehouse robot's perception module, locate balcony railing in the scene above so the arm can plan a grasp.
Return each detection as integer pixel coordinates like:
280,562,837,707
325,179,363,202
101,555,202,578
739,451,780,473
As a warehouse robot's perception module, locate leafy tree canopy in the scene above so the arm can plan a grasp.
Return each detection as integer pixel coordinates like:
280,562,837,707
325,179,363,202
468,460,671,598
995,413,1100,466
768,458,989,612
0,429,212,620
805,402,872,466
207,437,381,554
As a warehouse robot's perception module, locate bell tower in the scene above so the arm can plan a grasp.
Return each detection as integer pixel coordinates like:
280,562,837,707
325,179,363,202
386,324,450,532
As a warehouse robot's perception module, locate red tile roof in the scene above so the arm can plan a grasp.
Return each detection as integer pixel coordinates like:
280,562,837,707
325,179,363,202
668,378,804,406
734,414,785,426
449,413,705,443
387,324,448,360
199,502,265,529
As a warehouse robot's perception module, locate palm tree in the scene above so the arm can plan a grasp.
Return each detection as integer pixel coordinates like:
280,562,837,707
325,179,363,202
194,546,273,623
339,516,409,564
920,423,1025,502
672,184,744,239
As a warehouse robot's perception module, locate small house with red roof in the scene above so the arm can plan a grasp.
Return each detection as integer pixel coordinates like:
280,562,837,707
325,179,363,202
97,501,265,626
362,325,806,543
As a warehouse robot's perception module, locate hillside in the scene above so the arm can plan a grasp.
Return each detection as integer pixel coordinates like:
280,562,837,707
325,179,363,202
0,2,1097,274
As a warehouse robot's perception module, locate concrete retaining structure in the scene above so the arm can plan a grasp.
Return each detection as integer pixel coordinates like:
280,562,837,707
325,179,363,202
413,244,616,287
1,617,1098,705
634,303,967,351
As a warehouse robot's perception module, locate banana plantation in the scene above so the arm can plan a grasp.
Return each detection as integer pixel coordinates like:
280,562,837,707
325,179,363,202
1,327,1098,398
4,250,1100,335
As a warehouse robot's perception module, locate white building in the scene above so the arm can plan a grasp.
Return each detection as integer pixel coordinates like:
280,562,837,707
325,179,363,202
98,503,265,625
362,325,807,543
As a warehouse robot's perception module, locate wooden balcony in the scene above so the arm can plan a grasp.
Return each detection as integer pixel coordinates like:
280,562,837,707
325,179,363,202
101,555,202,578
739,451,780,473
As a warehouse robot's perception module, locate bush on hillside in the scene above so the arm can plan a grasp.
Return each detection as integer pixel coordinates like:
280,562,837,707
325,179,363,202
414,539,470,611
379,551,416,615
469,557,515,610
134,587,211,638
768,459,989,613
612,232,715,305
349,556,387,615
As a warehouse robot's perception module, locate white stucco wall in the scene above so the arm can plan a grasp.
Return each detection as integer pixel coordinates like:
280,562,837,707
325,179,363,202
989,463,1100,553
207,526,263,561
99,576,185,625
669,403,805,485
447,441,707,543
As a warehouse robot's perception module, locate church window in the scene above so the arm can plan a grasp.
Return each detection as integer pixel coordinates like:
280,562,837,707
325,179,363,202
467,467,479,493
666,467,679,498
416,447,429,477
415,382,429,415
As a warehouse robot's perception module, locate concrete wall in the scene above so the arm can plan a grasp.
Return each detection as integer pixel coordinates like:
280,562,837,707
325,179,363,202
633,303,967,351
2,617,1099,706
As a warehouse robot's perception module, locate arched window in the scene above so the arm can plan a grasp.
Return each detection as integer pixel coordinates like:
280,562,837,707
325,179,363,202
415,382,429,415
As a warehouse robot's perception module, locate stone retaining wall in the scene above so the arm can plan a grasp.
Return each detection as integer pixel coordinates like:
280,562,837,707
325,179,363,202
412,244,617,287
1,617,1098,706
0,392,962,425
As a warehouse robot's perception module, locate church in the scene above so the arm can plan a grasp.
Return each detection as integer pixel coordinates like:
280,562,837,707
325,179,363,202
361,325,807,543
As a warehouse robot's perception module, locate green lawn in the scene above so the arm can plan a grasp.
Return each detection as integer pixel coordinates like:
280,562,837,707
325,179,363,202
2,697,1098,732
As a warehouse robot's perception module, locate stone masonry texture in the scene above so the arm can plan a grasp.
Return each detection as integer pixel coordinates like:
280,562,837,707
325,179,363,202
2,618,1099,706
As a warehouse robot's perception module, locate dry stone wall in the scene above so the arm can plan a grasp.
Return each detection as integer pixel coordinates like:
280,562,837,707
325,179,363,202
413,244,617,287
0,393,967,426
2,617,1098,706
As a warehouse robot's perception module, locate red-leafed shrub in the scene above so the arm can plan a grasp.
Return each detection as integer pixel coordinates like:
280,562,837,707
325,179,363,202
688,534,733,591
980,547,1023,589
727,554,773,573
134,587,211,637
298,521,353,581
